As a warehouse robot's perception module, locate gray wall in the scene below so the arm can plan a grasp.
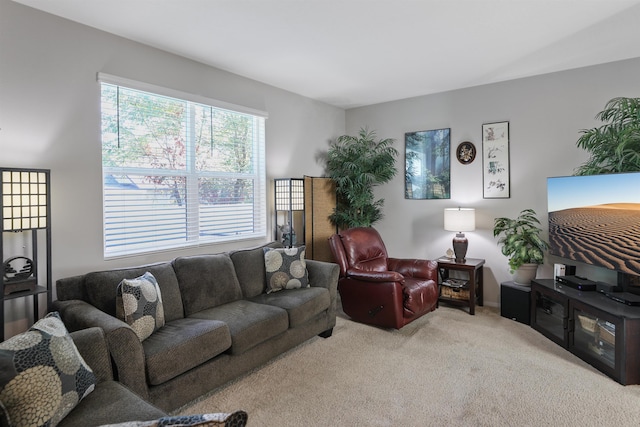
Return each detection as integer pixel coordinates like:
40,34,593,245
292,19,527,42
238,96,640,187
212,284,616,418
0,0,345,336
346,58,640,307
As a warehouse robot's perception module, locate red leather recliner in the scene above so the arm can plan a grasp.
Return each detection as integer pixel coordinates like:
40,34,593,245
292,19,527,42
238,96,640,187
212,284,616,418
328,227,438,329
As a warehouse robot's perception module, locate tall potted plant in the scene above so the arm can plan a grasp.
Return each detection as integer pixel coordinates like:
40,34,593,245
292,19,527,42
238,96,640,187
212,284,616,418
493,209,548,285
325,128,398,229
574,97,640,175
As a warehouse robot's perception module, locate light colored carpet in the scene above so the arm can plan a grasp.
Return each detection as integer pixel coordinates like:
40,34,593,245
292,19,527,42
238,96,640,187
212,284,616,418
178,306,640,426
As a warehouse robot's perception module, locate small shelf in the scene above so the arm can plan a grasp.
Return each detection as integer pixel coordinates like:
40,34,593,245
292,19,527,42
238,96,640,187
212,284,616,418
3,286,48,301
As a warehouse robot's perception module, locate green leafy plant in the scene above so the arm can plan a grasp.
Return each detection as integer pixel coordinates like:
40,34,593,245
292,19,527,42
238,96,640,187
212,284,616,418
575,97,640,176
493,209,548,273
325,128,398,229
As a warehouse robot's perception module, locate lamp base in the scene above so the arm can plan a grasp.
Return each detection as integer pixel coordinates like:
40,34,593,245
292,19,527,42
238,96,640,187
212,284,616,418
452,232,468,263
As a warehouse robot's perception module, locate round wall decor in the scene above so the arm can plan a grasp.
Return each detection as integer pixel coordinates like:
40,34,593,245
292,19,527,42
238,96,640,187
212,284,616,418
456,141,476,164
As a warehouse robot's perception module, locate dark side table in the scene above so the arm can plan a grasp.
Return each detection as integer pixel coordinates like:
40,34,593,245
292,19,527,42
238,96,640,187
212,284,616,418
437,257,485,315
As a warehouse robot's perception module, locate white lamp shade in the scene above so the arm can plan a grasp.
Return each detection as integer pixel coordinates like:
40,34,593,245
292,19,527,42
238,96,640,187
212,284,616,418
444,208,475,232
1,169,49,231
275,178,304,211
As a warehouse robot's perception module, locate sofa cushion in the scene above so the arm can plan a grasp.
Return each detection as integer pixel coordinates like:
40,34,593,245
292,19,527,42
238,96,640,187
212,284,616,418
173,254,243,316
263,246,309,293
84,262,184,322
57,381,166,427
229,242,281,298
0,312,96,427
116,272,165,341
142,318,231,386
98,411,248,427
250,287,330,328
190,301,288,355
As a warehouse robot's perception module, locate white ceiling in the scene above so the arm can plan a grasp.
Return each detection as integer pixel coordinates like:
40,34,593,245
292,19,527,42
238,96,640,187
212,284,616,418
14,0,640,109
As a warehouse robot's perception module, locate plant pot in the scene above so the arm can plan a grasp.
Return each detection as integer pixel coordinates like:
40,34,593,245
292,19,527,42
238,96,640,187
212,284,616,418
513,263,539,286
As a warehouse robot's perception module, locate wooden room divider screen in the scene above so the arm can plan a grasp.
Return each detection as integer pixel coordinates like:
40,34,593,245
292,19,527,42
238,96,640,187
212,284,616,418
303,176,337,263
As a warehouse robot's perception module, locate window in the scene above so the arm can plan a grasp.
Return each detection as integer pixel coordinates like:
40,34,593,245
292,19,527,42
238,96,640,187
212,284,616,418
99,74,267,257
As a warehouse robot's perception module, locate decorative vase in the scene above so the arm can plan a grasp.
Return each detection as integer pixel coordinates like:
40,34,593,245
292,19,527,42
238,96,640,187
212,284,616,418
513,263,538,286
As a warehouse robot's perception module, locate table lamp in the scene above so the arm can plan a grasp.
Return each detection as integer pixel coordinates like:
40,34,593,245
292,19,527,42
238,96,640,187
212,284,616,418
444,207,475,263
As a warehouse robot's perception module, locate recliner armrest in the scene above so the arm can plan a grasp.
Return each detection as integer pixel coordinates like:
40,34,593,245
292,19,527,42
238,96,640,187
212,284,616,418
387,258,437,281
345,268,404,282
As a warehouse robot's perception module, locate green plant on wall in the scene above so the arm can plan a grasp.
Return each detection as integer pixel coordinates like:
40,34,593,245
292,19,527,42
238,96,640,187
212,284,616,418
325,128,398,229
574,97,640,175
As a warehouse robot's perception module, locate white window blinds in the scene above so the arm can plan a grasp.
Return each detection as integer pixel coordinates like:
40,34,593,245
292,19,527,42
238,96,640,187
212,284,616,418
99,74,267,257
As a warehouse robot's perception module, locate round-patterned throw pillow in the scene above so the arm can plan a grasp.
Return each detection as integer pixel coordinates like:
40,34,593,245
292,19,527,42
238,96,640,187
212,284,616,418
116,271,165,341
0,311,96,427
263,246,309,293
98,410,248,427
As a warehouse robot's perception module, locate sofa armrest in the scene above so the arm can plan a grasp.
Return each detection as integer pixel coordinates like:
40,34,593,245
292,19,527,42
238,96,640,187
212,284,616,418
306,260,340,331
54,299,125,332
70,327,113,383
106,326,150,400
306,259,339,292
54,299,150,400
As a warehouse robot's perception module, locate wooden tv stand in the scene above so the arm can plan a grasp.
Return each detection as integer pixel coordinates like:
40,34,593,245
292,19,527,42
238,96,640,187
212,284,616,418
531,279,640,385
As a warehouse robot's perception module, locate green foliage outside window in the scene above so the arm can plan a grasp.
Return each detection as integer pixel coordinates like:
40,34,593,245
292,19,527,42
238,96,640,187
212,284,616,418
101,84,255,205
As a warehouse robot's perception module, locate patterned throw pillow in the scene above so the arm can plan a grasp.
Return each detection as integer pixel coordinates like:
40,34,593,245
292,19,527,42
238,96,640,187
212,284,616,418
98,411,248,427
116,272,165,341
0,312,96,427
263,246,309,294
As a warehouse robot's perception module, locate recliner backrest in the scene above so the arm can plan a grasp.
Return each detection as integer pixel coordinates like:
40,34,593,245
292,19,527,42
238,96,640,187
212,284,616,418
331,227,389,274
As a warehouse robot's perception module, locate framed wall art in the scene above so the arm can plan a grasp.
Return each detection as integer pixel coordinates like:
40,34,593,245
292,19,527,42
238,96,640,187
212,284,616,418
405,128,450,199
482,121,510,198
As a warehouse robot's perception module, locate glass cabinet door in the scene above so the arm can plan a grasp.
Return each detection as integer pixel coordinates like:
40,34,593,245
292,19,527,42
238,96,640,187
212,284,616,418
570,301,620,379
532,286,568,347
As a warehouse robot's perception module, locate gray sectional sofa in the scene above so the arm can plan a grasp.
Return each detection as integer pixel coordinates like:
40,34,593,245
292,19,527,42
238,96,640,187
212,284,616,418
53,242,339,412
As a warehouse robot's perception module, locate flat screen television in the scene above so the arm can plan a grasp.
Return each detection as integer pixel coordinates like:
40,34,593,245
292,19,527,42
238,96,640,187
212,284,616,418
547,172,640,284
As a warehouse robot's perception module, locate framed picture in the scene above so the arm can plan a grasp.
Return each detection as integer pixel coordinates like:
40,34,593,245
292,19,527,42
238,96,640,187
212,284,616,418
482,121,510,198
405,128,450,199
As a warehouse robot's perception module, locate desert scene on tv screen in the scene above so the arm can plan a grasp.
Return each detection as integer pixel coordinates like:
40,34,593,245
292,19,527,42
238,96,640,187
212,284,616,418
549,203,640,276
548,173,640,276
